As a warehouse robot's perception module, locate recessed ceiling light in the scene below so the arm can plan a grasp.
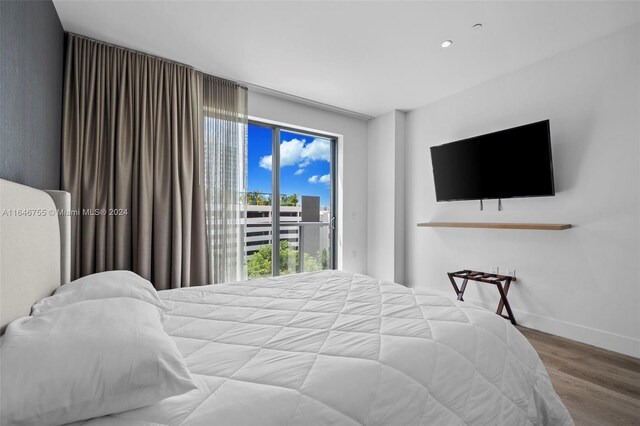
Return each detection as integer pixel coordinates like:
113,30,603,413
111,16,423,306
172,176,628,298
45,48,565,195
441,40,453,48
472,23,483,30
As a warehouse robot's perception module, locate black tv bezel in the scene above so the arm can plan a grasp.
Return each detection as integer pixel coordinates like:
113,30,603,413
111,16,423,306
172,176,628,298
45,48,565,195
430,120,555,202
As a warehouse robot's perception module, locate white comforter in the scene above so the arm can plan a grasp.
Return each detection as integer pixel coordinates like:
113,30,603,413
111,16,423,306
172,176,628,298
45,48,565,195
78,270,572,426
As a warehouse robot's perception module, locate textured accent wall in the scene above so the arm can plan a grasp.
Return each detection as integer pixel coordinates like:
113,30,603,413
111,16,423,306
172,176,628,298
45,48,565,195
0,0,64,189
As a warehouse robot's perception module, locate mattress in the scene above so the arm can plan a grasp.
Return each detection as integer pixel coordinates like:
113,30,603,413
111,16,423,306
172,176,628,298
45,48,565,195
76,270,573,425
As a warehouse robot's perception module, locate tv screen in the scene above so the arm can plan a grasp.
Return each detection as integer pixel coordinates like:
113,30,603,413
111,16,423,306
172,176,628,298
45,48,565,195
430,120,555,202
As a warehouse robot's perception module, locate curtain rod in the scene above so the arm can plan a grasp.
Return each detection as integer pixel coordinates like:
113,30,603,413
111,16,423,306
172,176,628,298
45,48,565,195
66,32,248,90
65,32,370,120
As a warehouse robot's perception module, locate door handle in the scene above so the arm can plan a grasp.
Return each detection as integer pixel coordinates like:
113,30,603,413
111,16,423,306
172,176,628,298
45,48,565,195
330,216,336,230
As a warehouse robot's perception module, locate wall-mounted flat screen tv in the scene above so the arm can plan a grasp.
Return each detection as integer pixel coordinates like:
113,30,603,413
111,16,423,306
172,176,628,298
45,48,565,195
430,120,555,202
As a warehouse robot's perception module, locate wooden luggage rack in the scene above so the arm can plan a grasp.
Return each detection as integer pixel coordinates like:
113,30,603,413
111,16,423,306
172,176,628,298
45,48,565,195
447,270,517,325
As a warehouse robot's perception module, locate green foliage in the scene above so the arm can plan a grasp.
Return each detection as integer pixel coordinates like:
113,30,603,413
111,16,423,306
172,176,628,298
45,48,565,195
320,248,328,270
247,244,272,278
302,252,321,272
280,193,299,207
246,191,271,206
279,240,296,273
247,241,328,278
245,192,298,206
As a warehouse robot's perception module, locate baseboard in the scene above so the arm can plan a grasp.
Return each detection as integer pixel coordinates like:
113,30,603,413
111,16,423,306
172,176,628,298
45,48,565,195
424,288,640,358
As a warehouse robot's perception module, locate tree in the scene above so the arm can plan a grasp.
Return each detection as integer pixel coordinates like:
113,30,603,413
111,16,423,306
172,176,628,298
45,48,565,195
247,191,270,206
278,240,294,271
247,244,272,277
319,248,328,270
280,193,299,206
247,240,296,277
302,252,322,272
247,241,329,278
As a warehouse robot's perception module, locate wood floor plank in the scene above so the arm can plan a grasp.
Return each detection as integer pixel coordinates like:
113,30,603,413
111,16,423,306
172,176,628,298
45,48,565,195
521,327,640,373
517,326,640,426
522,337,640,400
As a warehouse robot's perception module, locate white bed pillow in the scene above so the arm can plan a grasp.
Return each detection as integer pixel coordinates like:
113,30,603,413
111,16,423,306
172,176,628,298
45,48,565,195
0,297,196,426
31,270,168,315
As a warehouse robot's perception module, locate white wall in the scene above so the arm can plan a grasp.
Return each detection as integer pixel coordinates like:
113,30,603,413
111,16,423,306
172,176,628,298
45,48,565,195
248,90,369,274
393,112,406,284
367,112,396,281
367,111,406,283
402,24,639,357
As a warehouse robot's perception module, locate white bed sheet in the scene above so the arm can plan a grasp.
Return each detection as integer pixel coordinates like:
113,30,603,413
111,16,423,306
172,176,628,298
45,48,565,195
75,270,572,426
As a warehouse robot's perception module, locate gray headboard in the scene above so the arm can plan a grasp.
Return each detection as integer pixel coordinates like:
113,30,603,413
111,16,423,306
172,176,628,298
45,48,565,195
0,179,71,331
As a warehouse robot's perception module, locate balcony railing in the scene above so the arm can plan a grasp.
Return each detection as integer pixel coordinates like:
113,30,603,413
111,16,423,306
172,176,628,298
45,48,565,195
294,222,330,273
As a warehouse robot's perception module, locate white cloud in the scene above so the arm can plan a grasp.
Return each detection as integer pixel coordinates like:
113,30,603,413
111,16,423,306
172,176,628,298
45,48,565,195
280,138,306,168
308,174,330,185
258,138,304,171
259,155,272,170
302,138,330,163
294,168,305,175
259,137,330,171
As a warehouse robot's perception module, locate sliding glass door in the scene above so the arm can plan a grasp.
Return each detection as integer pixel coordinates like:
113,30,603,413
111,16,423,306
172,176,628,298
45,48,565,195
245,124,275,278
246,121,336,278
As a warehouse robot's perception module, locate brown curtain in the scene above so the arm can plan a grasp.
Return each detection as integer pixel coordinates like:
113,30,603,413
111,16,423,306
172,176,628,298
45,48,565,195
61,34,208,289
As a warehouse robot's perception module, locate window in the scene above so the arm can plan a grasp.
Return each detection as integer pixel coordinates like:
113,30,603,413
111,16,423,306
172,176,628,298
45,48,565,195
246,121,337,278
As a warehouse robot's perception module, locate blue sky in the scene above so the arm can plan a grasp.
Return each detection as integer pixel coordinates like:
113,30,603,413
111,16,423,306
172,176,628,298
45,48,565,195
248,124,331,207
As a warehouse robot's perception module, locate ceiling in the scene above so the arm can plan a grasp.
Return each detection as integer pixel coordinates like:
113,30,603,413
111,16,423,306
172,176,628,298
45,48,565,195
52,1,639,118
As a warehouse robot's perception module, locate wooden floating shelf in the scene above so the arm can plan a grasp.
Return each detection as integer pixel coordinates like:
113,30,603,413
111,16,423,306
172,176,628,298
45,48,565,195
417,222,572,231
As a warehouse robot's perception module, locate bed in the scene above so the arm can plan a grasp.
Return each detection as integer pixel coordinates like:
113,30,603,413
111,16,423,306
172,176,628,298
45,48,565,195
0,179,573,426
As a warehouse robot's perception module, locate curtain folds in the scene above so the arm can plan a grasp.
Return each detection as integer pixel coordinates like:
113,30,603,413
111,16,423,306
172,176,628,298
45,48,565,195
202,76,248,284
61,35,208,289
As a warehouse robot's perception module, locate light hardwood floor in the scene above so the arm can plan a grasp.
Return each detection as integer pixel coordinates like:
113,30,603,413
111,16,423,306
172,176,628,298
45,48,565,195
518,326,640,426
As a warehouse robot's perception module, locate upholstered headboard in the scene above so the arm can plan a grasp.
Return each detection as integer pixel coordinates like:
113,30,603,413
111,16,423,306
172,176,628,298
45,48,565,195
0,179,71,332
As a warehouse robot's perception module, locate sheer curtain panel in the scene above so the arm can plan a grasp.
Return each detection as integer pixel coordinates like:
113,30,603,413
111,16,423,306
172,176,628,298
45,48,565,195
61,35,208,289
202,76,248,283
